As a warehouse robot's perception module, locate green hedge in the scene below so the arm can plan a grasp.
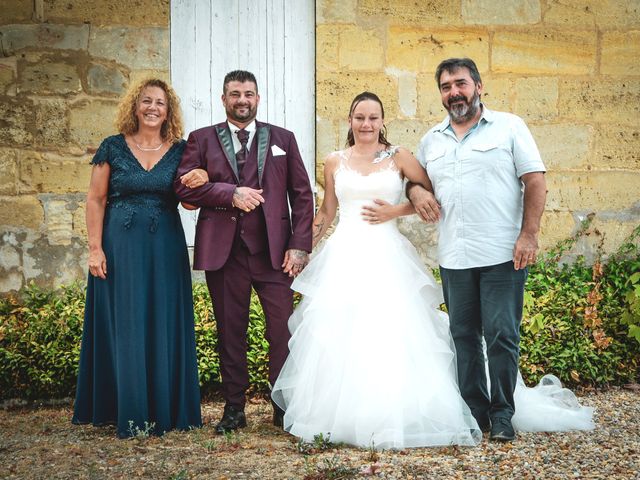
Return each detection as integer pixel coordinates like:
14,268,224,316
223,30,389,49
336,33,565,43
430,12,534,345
519,222,640,386
0,283,272,400
1,224,638,400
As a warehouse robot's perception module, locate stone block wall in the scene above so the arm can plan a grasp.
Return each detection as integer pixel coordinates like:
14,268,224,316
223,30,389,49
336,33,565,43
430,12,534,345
1,0,638,293
316,0,640,267
0,0,170,292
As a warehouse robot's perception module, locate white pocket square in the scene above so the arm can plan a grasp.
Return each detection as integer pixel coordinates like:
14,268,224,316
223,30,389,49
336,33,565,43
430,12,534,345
271,145,286,156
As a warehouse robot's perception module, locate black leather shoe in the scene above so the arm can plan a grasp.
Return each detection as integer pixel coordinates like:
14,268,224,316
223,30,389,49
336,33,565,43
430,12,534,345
272,402,285,428
478,420,491,433
473,412,491,433
489,417,515,442
215,405,247,434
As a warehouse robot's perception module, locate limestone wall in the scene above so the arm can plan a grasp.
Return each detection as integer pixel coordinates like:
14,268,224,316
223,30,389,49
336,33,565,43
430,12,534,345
1,0,638,293
316,0,640,267
0,0,170,292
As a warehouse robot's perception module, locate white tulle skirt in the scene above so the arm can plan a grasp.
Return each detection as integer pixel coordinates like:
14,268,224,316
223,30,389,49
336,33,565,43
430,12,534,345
272,221,481,448
272,220,594,449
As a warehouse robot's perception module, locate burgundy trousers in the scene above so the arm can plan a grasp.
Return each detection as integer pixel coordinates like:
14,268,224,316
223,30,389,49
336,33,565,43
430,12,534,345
205,243,293,408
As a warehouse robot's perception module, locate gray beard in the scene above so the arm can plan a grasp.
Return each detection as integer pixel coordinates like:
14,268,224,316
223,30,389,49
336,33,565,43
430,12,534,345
448,93,481,124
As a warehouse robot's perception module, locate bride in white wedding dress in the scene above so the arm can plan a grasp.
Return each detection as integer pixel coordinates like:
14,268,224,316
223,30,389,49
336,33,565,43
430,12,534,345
271,92,593,449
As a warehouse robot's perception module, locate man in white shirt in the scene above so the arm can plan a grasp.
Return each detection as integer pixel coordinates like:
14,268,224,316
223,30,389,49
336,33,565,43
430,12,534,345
409,58,547,442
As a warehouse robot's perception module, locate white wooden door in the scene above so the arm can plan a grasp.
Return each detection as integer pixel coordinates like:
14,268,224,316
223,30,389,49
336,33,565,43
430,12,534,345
170,0,316,245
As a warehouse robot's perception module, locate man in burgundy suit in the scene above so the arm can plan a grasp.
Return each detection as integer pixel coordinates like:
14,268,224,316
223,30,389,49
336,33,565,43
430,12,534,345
174,70,314,433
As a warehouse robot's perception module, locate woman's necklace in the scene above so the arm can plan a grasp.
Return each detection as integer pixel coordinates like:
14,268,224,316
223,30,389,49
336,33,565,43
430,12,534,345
133,137,164,152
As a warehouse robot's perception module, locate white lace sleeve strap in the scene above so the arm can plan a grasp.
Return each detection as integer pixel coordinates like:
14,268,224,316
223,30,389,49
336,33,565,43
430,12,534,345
332,149,348,178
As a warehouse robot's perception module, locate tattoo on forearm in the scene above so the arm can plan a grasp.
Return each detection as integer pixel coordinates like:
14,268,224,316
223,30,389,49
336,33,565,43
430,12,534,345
313,219,325,241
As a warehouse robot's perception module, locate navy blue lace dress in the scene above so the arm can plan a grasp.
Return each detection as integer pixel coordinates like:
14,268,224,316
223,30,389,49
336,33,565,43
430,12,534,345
72,134,202,438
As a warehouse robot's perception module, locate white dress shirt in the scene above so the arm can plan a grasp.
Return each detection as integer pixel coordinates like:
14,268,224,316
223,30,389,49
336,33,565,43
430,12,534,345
417,106,546,269
227,120,256,154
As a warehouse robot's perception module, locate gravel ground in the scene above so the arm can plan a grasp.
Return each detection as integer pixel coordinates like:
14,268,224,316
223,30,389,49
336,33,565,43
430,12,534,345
1,387,638,480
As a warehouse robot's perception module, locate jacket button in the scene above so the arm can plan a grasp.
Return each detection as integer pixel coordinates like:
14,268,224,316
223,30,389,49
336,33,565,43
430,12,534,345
231,217,237,222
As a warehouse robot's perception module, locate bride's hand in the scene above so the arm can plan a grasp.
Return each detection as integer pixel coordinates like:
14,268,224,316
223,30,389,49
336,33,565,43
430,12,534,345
180,168,208,189
362,199,397,224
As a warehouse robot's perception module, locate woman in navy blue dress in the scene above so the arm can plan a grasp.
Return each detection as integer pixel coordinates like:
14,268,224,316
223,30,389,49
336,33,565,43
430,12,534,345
72,78,202,438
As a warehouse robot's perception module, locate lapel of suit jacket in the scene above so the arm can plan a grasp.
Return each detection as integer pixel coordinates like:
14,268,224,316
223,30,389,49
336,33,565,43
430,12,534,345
215,124,239,182
255,122,270,186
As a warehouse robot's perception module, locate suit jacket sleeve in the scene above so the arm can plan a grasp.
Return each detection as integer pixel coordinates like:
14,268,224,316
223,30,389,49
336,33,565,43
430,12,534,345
173,131,236,208
284,133,314,253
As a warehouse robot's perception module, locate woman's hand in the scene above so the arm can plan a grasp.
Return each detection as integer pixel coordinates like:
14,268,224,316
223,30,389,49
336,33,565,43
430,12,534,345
362,199,396,224
361,199,414,224
180,168,208,189
88,248,107,279
181,202,199,211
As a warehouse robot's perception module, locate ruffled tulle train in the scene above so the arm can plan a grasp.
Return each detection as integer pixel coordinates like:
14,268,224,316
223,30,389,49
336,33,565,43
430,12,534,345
513,373,594,432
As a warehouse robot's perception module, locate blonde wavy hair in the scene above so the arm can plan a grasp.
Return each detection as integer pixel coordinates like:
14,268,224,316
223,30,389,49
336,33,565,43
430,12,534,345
115,78,184,143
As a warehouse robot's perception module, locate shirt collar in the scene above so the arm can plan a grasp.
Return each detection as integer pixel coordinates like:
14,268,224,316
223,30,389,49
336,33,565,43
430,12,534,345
228,120,256,134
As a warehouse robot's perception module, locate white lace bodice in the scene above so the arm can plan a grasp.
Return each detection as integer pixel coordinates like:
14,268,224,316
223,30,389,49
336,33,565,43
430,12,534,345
332,148,404,229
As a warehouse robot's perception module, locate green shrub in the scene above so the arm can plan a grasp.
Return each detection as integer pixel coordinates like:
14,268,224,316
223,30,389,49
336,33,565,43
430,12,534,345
0,283,85,400
520,222,640,387
0,282,273,400
0,223,638,400
192,283,220,388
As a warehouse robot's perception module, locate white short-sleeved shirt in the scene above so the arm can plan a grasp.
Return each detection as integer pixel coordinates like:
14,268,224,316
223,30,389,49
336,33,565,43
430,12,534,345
417,106,546,270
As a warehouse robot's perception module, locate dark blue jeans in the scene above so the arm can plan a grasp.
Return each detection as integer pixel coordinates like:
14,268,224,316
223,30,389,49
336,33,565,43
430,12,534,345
440,261,527,426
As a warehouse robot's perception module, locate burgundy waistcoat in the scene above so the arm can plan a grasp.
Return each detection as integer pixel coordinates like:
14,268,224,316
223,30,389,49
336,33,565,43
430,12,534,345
235,139,268,254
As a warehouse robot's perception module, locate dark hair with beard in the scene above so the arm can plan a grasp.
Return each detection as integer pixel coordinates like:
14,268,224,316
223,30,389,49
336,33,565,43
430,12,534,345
345,91,391,148
223,70,258,94
435,58,482,89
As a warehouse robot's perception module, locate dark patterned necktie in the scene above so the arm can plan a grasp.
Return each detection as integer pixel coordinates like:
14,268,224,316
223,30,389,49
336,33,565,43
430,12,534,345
236,129,250,182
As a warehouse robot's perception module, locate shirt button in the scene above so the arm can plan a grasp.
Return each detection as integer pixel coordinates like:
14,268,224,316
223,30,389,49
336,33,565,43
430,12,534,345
239,212,244,217
240,229,245,234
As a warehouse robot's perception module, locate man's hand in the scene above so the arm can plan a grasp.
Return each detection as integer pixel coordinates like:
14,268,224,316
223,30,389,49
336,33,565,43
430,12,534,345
408,184,441,223
282,249,309,278
232,187,265,212
180,168,208,189
513,231,539,270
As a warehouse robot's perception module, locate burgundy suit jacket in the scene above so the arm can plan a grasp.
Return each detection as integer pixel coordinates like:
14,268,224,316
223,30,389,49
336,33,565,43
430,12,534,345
174,121,314,271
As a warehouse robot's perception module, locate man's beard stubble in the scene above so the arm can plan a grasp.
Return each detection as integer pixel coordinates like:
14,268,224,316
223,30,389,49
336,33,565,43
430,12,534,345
227,104,257,124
